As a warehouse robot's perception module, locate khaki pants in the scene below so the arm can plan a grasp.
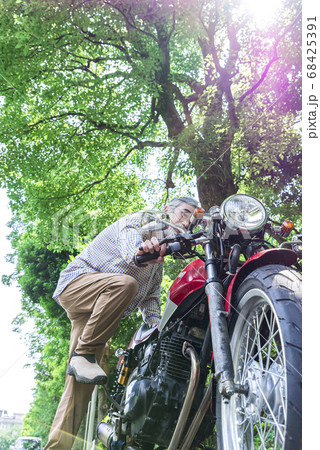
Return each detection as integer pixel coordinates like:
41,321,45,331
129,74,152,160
44,272,138,449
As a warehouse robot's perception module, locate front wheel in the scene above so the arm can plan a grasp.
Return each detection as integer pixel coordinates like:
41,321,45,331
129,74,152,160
216,265,302,450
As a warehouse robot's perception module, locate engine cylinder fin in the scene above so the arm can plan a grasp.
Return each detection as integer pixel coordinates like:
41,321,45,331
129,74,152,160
159,335,201,381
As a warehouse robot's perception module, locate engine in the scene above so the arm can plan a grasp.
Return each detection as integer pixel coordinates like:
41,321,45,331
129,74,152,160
126,330,204,446
98,322,205,449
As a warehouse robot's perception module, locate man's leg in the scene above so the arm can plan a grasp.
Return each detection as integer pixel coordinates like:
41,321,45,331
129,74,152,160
44,316,100,450
70,273,138,355
44,272,138,449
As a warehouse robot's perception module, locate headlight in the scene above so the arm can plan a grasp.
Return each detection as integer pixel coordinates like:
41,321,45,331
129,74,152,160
220,194,267,232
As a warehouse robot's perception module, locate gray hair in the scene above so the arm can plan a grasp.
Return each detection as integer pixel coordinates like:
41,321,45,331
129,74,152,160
166,196,200,213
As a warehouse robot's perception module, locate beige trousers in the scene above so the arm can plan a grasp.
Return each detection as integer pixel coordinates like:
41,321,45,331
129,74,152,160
44,272,138,449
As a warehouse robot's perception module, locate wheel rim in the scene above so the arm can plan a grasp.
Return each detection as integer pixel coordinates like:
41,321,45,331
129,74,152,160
221,289,287,450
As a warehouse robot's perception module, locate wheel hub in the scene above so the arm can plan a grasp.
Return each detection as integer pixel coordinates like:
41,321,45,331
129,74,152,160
238,359,285,425
240,360,263,422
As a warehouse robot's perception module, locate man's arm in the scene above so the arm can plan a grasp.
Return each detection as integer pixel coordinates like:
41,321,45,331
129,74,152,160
117,213,166,266
139,296,162,327
138,265,163,326
135,235,166,265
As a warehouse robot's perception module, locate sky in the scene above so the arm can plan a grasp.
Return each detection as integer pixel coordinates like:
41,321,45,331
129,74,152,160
0,189,35,415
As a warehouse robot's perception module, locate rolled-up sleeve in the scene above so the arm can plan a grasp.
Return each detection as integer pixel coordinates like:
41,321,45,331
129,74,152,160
116,215,144,265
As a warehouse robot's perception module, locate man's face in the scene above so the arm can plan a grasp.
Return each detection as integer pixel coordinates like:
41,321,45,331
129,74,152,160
169,201,196,231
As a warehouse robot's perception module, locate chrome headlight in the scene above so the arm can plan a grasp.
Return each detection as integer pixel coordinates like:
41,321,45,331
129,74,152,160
220,194,267,232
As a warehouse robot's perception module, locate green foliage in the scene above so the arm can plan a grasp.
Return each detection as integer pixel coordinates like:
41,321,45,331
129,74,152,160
16,242,73,317
3,239,72,442
19,309,71,442
22,355,69,442
0,0,301,212
0,424,22,450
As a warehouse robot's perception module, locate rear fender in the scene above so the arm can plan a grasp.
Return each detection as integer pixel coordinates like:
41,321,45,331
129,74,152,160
225,248,297,314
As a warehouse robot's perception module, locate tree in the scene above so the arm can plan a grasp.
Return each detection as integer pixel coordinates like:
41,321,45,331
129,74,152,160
0,0,301,222
0,424,22,450
2,239,72,442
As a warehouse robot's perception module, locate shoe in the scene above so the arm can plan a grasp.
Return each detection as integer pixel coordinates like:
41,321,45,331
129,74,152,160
67,353,107,385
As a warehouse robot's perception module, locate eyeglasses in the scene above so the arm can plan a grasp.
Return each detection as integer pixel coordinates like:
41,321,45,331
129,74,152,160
175,207,193,221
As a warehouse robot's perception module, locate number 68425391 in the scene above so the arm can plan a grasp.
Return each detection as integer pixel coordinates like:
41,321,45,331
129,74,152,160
307,20,317,79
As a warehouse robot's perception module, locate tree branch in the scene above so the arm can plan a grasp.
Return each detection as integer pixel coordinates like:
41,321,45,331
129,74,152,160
238,12,301,103
172,73,206,97
166,4,176,44
170,83,193,125
102,0,160,44
238,53,280,103
28,110,152,141
28,112,86,129
165,147,179,192
39,140,170,201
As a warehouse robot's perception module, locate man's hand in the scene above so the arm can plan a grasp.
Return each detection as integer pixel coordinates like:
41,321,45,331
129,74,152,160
135,236,166,265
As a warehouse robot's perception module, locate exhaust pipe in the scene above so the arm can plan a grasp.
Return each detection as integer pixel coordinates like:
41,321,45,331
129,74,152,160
97,422,124,449
167,342,200,450
180,376,213,450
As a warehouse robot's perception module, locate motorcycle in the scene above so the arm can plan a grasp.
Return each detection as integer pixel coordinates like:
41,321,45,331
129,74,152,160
97,194,302,450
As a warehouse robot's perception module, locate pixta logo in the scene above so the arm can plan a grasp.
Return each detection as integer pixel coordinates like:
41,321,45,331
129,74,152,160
52,204,98,248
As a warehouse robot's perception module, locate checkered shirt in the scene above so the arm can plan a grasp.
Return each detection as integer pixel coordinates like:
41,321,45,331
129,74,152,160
53,212,163,326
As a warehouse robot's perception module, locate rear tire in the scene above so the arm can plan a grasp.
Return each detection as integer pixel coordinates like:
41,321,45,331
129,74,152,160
216,265,302,450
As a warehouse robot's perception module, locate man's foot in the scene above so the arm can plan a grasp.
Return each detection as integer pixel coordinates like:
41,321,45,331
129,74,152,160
67,353,107,384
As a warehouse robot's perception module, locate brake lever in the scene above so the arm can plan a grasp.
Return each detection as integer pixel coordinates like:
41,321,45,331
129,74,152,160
138,231,204,252
138,235,174,252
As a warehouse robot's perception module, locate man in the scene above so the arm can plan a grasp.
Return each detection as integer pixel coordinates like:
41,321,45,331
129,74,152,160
44,196,199,449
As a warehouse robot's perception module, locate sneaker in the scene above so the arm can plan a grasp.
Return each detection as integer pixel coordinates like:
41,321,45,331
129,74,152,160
67,353,107,385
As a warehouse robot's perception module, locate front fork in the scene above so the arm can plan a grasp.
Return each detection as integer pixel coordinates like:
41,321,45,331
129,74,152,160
204,242,236,400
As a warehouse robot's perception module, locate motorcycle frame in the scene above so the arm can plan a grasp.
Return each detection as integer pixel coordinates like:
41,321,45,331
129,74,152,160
207,246,298,398
100,201,301,449
159,246,298,400
101,246,299,449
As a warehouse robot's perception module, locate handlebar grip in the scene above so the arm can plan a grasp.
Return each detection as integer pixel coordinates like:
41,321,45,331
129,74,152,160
134,242,182,266
135,251,162,266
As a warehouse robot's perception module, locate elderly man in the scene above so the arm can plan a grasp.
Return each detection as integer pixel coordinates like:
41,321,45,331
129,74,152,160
44,196,199,449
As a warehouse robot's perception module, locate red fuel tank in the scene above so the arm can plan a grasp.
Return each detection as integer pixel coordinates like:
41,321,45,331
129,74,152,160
168,259,207,306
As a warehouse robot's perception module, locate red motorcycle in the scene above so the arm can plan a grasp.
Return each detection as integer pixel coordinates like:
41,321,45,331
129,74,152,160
97,194,302,450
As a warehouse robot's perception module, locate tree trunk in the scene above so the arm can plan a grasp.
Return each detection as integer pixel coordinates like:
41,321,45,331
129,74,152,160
191,133,238,209
197,165,237,209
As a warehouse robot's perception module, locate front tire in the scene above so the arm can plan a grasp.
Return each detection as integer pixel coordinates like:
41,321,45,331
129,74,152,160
216,265,302,450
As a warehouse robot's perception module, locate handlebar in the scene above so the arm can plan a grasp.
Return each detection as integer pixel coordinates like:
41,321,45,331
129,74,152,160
134,242,183,266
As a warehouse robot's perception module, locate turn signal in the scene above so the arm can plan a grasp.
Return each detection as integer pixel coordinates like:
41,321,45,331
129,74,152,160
281,220,294,238
193,207,205,219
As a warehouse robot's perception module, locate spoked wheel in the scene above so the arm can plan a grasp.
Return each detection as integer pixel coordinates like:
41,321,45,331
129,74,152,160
216,265,302,450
